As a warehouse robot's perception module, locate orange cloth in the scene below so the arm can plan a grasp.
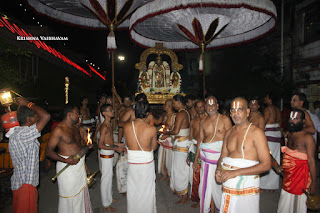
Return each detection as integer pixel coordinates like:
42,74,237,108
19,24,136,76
12,184,38,213
281,146,311,195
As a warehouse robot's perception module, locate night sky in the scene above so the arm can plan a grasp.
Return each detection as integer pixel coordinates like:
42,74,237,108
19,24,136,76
0,0,285,107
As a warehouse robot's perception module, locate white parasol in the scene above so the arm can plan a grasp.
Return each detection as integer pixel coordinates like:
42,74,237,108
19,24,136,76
26,0,153,107
129,0,277,97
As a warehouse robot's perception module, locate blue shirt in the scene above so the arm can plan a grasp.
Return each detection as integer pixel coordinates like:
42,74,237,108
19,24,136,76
8,124,41,190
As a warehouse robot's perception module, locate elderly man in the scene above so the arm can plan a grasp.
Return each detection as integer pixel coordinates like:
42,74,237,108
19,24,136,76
277,109,316,213
194,96,232,213
216,97,271,213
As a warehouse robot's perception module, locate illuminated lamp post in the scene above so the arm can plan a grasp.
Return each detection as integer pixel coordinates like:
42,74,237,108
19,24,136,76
118,55,125,61
0,89,20,132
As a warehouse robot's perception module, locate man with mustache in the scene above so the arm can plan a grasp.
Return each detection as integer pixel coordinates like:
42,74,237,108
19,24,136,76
215,97,271,213
277,109,316,213
194,96,232,213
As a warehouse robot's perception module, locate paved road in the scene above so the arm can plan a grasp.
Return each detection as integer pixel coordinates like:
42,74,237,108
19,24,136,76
1,145,282,213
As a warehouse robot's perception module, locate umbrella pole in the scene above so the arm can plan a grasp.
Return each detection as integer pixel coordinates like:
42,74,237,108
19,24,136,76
202,67,205,99
201,44,206,99
112,51,115,111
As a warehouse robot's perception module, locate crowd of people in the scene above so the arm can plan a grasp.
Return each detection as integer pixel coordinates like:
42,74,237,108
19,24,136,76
5,89,320,213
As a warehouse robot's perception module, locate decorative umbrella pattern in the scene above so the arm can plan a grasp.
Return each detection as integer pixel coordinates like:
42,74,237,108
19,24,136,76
129,0,277,97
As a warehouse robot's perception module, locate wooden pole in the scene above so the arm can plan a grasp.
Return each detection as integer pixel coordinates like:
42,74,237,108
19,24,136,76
112,51,115,111
201,43,206,99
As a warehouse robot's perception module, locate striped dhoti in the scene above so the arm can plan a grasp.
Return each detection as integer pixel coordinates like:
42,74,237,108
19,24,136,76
260,123,281,190
220,157,260,213
199,141,223,213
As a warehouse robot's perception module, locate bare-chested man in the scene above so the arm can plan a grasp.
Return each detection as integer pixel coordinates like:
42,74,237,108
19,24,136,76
123,101,158,213
248,97,265,130
79,97,91,124
118,93,154,128
117,96,133,144
163,94,190,204
188,100,207,208
46,105,92,213
155,99,176,181
277,109,316,213
99,104,124,212
261,93,282,191
194,96,232,213
215,97,271,213
290,92,316,134
186,95,197,120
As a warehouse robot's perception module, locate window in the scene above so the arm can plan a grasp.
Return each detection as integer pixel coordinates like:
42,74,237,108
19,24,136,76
304,4,320,44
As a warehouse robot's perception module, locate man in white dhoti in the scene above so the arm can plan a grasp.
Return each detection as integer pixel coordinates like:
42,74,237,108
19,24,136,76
277,109,317,213
99,104,124,212
188,100,207,208
155,99,176,181
163,94,191,204
123,100,158,213
46,105,93,213
215,97,271,213
261,93,282,191
194,96,232,213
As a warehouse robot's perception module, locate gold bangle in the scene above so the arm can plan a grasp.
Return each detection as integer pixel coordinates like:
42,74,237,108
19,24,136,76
27,102,35,108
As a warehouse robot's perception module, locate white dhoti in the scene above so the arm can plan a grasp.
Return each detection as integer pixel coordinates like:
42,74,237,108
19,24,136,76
157,141,165,175
100,149,114,208
220,157,260,213
277,189,307,213
260,123,281,190
57,155,92,213
199,141,223,213
157,135,173,176
127,150,156,213
164,137,173,177
170,136,191,195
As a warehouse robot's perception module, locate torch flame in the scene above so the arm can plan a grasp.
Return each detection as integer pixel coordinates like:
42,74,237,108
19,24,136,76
159,125,165,133
87,128,92,146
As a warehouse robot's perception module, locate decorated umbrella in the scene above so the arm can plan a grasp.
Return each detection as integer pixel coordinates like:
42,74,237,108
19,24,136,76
129,0,277,98
26,0,153,108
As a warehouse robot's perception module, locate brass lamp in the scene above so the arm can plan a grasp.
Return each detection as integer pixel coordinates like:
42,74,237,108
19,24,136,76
0,88,13,107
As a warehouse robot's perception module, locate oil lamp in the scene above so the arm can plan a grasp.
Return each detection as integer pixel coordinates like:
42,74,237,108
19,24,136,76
0,88,21,132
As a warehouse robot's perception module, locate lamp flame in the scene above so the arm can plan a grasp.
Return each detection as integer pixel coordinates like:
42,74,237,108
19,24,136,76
159,125,165,133
87,128,92,146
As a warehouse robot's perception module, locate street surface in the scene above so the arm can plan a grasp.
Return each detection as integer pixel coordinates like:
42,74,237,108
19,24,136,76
1,144,282,213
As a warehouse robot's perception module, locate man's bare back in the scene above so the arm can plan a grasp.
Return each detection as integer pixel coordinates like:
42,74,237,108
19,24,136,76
264,105,281,124
120,108,154,126
124,120,157,151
